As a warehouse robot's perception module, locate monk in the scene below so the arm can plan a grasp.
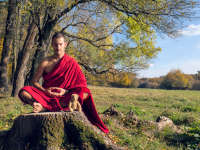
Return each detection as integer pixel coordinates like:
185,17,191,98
18,32,109,133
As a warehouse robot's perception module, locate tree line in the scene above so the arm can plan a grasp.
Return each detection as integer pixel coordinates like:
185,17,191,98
90,69,200,90
0,0,198,96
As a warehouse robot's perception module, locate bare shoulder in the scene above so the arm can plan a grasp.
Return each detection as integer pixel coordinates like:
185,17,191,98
39,56,52,68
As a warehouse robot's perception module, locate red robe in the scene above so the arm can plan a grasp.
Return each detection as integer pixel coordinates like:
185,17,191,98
19,54,109,133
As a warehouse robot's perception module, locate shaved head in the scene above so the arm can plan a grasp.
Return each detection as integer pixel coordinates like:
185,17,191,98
52,32,65,42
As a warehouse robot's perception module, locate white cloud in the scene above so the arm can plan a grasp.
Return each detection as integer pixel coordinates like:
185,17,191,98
178,24,200,36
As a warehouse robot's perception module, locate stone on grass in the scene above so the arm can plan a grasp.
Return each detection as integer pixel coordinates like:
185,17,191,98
156,116,182,133
103,105,124,117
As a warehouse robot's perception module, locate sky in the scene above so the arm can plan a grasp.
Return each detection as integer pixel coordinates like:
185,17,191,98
138,18,200,78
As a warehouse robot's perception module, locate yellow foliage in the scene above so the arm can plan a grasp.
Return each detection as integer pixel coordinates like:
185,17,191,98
7,63,12,80
120,73,132,87
99,50,104,57
0,38,13,81
0,38,4,60
161,69,193,89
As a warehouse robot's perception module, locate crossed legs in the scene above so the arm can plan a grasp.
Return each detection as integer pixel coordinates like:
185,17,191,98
19,90,89,113
19,90,46,113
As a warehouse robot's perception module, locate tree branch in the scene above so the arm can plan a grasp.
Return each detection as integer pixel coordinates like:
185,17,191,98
62,32,113,50
61,21,88,32
99,0,138,17
61,22,122,50
56,0,91,22
78,62,112,74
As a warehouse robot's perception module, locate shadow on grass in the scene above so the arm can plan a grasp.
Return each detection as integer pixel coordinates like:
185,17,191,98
0,96,7,99
164,133,199,149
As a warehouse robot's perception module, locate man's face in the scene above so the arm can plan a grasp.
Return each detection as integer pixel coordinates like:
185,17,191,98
52,37,67,55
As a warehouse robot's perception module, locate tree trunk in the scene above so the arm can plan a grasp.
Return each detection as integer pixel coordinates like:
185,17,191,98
0,1,7,38
0,0,17,92
10,4,22,85
26,27,54,85
0,112,124,150
11,22,38,97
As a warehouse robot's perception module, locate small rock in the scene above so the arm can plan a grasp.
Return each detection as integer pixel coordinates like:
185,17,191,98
156,116,182,133
103,105,124,117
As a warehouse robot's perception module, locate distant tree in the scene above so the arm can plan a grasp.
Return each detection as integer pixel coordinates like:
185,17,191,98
120,73,132,87
160,69,193,90
194,71,200,80
192,80,200,90
130,77,139,88
191,71,200,90
108,72,138,88
138,77,162,89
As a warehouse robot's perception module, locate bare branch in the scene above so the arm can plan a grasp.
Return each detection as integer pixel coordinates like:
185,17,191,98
55,0,91,22
99,0,138,17
61,22,88,32
78,62,112,74
62,32,113,50
94,22,123,42
61,20,123,50
100,0,197,18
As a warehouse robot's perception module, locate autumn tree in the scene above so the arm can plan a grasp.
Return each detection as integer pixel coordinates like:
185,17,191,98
160,69,193,90
0,0,17,92
117,72,138,87
138,77,162,89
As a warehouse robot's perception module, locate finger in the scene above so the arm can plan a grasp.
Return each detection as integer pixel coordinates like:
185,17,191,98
53,87,62,90
52,87,58,89
61,90,66,94
48,91,57,97
48,87,53,90
52,93,60,97
69,102,73,110
47,89,52,93
55,93,62,97
76,102,80,109
72,102,76,109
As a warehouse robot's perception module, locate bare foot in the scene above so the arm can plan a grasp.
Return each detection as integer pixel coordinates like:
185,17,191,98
33,102,47,113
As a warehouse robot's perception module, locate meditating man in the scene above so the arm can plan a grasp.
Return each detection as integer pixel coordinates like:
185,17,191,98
18,32,109,133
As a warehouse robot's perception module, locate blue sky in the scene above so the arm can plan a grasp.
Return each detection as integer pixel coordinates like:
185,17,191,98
138,19,200,78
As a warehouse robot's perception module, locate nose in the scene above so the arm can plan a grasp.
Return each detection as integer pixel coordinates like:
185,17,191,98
55,45,60,50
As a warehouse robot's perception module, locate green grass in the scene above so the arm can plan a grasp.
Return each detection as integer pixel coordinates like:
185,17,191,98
0,86,200,149
0,96,32,130
91,86,200,121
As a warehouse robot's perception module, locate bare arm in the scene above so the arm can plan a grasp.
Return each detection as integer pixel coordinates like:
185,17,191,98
31,59,67,97
31,60,47,92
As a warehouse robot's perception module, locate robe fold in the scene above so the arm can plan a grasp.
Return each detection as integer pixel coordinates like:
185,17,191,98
19,54,109,133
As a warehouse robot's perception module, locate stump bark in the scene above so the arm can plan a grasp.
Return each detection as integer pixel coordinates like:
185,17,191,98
0,112,124,150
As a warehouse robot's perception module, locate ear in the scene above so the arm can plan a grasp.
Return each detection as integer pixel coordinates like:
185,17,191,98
64,41,68,47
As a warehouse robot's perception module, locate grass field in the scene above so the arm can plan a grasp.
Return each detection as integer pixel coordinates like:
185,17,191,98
0,86,200,150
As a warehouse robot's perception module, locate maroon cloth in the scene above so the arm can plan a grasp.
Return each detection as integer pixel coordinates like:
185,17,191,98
19,54,109,133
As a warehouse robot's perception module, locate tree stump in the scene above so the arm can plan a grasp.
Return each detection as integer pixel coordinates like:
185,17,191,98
0,112,124,150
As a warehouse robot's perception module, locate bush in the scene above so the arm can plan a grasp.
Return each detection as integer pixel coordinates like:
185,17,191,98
191,80,200,90
138,81,159,89
138,77,162,89
160,70,193,90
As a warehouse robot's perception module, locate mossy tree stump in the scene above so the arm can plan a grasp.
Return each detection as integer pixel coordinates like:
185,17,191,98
0,112,123,150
